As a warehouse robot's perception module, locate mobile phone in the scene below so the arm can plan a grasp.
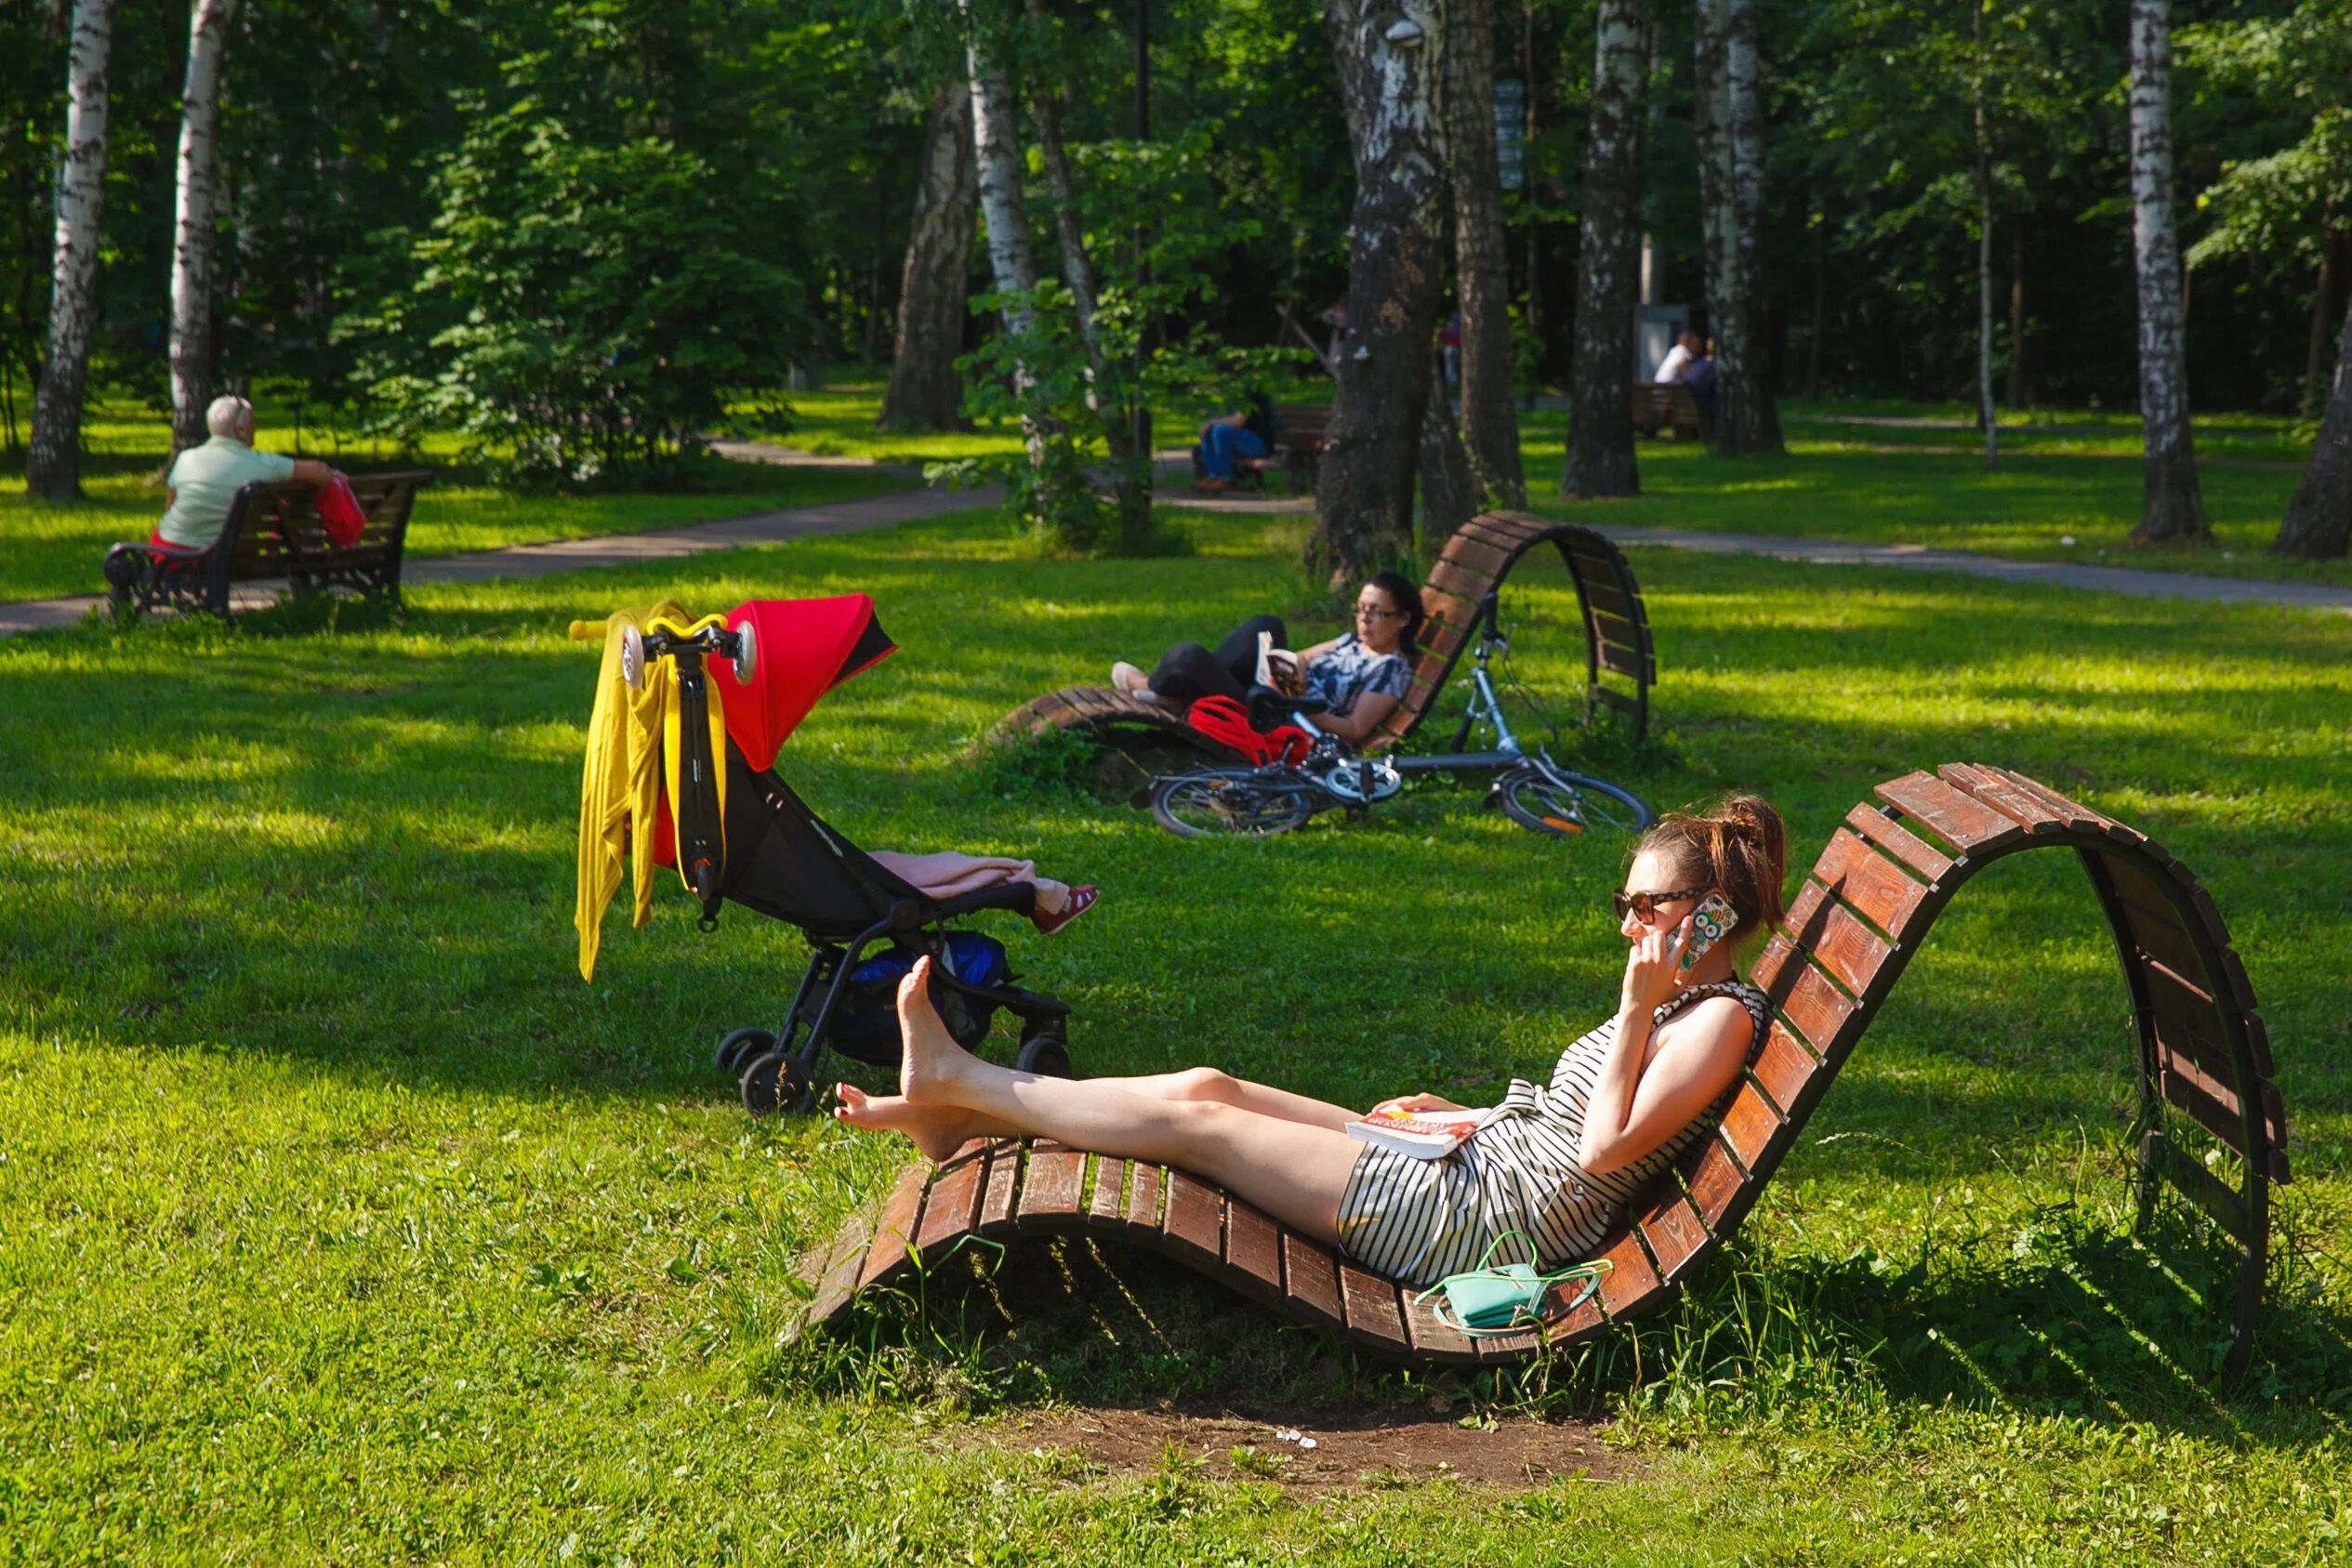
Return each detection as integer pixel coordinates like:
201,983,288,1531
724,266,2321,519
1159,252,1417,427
1679,890,1737,972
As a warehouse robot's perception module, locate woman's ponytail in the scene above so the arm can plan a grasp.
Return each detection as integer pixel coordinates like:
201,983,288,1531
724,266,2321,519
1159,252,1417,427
1636,791,1788,942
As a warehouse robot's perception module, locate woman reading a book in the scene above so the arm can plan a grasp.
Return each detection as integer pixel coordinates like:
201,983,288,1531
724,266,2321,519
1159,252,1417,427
835,795,1785,1285
1103,572,1422,748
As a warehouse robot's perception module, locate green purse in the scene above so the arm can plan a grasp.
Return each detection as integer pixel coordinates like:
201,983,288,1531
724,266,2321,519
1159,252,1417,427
1419,1232,1612,1336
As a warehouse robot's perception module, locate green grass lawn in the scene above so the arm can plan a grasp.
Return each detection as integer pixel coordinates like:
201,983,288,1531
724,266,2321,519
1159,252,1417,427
2,498,2346,1561
0,399,913,603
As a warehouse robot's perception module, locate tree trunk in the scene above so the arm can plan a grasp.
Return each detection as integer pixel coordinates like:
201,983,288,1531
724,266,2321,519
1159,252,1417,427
2274,287,2352,560
2007,224,2028,407
1446,0,1523,507
1972,0,1995,472
25,0,114,501
1710,0,1779,454
1315,0,1450,586
1420,353,1477,537
1693,0,1730,346
2124,0,2209,546
960,2,1047,471
1025,33,1143,520
2302,217,2340,425
1564,0,1645,498
169,0,239,457
877,81,977,433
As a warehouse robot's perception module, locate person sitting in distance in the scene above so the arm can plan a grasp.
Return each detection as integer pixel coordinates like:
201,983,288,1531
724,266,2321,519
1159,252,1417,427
1190,397,1278,493
834,796,1785,1291
1653,327,1702,387
1107,571,1422,747
152,394,337,553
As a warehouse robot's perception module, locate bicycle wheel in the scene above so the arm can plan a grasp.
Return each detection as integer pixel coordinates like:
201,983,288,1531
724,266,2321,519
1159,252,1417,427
1149,769,1314,839
1496,765,1655,838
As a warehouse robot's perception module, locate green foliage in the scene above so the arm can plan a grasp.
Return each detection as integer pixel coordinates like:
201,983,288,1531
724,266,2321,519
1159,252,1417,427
2182,1,2352,275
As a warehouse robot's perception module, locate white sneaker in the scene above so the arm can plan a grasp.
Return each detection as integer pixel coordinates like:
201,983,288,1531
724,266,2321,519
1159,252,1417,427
1110,660,1149,695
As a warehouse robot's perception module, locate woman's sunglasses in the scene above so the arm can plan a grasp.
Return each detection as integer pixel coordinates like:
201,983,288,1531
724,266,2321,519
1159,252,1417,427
1613,885,1709,922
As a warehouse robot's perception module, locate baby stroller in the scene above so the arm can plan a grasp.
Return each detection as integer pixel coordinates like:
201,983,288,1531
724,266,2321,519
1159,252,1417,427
571,594,1075,1115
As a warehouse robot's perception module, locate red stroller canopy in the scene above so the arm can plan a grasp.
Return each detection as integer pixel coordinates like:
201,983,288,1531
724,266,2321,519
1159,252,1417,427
708,595,896,771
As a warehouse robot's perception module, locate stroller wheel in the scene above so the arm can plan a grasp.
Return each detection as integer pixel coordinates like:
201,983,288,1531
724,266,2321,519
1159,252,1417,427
740,1050,813,1116
714,1026,775,1075
1013,1017,1073,1079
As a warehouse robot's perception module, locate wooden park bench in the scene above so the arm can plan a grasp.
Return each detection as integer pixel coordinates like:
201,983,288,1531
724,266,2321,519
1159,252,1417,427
1631,381,1704,440
1269,404,1331,493
101,469,433,624
794,764,2289,1386
986,511,1657,772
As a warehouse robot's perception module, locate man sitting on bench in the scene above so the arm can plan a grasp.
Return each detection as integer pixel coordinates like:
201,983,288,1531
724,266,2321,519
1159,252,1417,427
152,395,338,554
1190,395,1279,493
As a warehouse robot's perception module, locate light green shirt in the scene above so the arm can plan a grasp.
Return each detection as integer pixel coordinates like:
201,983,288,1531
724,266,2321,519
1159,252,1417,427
157,436,297,550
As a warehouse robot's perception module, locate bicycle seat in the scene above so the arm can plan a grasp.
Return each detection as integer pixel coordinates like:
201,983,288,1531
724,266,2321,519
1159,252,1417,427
1244,684,1328,730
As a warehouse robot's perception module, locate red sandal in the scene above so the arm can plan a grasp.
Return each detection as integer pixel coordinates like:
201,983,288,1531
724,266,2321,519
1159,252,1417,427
1033,883,1099,936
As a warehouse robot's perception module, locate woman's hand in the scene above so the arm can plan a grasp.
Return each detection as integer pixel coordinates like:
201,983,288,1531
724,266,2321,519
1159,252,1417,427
1368,1092,1465,1118
1621,912,1694,1014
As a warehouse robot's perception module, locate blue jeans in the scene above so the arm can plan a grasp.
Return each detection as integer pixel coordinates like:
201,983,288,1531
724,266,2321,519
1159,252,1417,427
1197,423,1269,481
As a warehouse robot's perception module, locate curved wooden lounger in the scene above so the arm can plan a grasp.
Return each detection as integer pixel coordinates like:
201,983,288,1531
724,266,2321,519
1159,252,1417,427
984,512,1657,760
798,765,2288,1382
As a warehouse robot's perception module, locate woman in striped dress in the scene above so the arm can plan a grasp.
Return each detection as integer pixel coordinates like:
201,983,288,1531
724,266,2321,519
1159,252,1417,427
836,795,1787,1285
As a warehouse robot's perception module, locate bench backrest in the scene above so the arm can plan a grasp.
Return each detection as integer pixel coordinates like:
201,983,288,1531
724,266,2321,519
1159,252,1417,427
1373,511,1655,749
223,470,432,571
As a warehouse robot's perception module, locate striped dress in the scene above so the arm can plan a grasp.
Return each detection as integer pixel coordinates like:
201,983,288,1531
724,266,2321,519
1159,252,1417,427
1335,980,1771,1285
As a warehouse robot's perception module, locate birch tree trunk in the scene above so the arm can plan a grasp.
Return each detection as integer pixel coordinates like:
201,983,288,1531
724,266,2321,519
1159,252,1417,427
960,2,1047,472
25,0,115,500
1315,0,1450,586
1564,0,1645,499
1446,0,1524,507
2273,287,2352,559
169,0,240,456
1025,41,1143,520
1711,0,1780,454
2124,0,2209,545
877,80,977,433
1693,0,1730,351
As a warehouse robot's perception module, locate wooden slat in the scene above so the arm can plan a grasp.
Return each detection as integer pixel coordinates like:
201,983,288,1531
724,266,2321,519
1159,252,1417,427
2142,1131,2253,1245
1751,1028,1819,1116
1594,1230,1663,1317
1338,1262,1409,1350
2144,958,2240,1088
1420,586,1475,631
1124,1160,1162,1232
1937,762,2066,833
2118,899,2209,987
1161,1171,1224,1264
1589,607,1641,649
1781,882,1896,999
1811,827,1931,940
1761,946,1855,1058
1017,1147,1087,1223
1684,1138,1747,1226
977,1144,1021,1234
1090,1155,1128,1223
1875,771,2029,855
1718,1084,1783,1169
1596,641,1646,679
914,1158,984,1253
1425,559,1498,606
1844,803,1953,882
1400,1286,1481,1360
2159,1054,2279,1171
1280,1233,1345,1329
1440,533,1517,578
1592,685,1640,716
857,1164,930,1288
1636,1188,1712,1281
804,1219,871,1325
1420,617,1467,662
1222,1202,1284,1307
1975,766,2113,833
1571,574,1634,621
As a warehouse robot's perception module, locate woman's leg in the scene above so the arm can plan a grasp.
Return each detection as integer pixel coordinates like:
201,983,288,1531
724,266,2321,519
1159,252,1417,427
1146,613,1289,705
837,1062,1360,1164
858,958,1366,1241
1207,613,1288,679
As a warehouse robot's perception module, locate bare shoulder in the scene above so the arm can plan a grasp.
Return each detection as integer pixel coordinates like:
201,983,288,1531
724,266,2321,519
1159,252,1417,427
1655,993,1754,1052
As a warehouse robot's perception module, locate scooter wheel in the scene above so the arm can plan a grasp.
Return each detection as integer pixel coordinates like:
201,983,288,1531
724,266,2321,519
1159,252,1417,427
714,1026,775,1075
1013,1017,1074,1079
740,1050,813,1116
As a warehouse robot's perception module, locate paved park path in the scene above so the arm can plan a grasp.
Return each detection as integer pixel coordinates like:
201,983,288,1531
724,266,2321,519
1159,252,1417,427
0,481,999,638
1586,523,2352,615
4,476,2345,637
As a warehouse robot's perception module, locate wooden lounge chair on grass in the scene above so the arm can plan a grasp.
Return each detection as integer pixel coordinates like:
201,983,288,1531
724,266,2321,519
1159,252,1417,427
796,764,2289,1386
984,512,1657,771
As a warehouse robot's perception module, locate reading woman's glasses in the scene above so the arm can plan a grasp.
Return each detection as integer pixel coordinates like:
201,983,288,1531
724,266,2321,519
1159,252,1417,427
1354,601,1404,621
1614,886,1708,922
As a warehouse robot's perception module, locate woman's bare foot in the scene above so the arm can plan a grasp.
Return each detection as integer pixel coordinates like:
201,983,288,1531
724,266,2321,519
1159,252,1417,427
833,1083,985,1165
896,955,983,1106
